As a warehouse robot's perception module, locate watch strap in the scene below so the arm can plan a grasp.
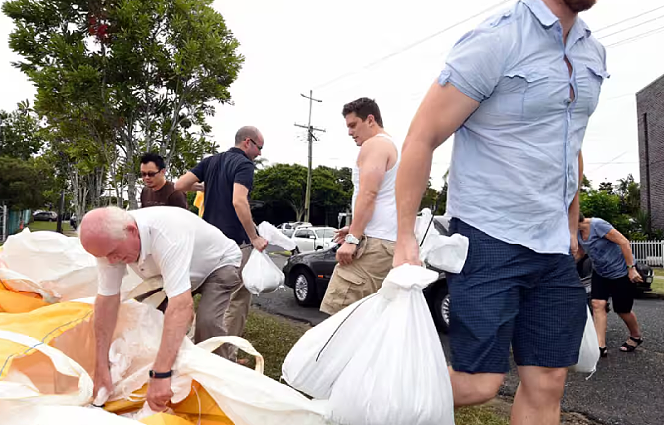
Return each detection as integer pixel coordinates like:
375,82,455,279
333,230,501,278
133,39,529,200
149,369,173,379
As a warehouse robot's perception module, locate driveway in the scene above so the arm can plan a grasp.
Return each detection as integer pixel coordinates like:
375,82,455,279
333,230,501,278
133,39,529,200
257,253,664,425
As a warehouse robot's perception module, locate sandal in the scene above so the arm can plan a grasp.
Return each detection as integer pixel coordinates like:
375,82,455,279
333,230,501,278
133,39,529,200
599,347,608,358
620,336,643,352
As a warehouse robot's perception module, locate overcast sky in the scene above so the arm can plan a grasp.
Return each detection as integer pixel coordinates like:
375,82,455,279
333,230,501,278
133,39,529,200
2,0,664,189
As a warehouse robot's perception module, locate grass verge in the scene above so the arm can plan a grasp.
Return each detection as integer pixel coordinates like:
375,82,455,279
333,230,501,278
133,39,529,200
239,307,510,424
28,220,74,233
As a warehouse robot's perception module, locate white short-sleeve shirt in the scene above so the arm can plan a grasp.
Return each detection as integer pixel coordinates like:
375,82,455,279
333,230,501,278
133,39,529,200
97,206,242,298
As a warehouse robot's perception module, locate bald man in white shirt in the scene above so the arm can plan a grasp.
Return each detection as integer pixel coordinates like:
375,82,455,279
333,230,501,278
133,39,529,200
79,206,242,412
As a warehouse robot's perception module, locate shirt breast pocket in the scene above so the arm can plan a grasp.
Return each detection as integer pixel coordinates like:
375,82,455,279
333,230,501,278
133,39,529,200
488,69,549,120
577,64,608,116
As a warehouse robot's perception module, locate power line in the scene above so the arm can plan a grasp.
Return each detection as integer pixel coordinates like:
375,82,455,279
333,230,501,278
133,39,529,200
588,150,631,173
314,0,512,90
597,14,664,40
593,4,664,34
605,24,664,48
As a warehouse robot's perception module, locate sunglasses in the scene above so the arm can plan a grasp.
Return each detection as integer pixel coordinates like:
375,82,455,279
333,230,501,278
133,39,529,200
249,138,263,151
141,170,162,178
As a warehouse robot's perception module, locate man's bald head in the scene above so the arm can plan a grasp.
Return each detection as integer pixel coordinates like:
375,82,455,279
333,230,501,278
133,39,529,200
234,126,264,161
234,126,261,145
79,207,141,264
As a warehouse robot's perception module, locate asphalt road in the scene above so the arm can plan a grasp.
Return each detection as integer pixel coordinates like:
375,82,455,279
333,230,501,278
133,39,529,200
258,253,664,425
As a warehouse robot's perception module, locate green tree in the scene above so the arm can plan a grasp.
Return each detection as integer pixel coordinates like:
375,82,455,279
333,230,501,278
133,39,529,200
3,0,243,209
0,156,52,210
615,174,640,216
580,189,632,236
0,101,46,160
598,181,614,195
581,174,592,193
253,164,308,221
311,166,352,216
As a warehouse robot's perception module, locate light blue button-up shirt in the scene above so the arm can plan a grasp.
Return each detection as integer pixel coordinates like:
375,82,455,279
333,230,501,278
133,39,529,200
443,0,608,254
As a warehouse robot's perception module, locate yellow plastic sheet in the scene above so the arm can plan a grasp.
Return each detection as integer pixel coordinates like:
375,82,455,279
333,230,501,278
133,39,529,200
0,301,93,380
107,382,234,425
194,192,205,217
0,289,49,313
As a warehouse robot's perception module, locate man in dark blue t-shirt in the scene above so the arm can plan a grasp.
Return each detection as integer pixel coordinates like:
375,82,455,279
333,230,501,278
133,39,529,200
176,126,268,355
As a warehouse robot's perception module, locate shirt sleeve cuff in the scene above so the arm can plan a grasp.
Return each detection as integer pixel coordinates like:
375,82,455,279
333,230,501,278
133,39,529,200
438,67,485,103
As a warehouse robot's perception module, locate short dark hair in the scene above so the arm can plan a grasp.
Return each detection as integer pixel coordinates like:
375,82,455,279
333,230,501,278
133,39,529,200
579,211,586,222
342,97,383,128
140,152,166,170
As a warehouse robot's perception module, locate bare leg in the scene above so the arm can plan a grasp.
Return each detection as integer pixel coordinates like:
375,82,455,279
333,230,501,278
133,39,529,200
618,311,642,351
448,367,504,407
511,366,567,425
592,299,608,347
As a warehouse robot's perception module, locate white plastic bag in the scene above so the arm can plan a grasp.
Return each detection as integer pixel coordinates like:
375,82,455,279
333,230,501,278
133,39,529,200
414,209,469,274
242,250,285,295
571,306,600,375
327,265,455,425
258,221,297,251
421,233,469,274
0,229,98,301
0,229,143,302
282,293,384,399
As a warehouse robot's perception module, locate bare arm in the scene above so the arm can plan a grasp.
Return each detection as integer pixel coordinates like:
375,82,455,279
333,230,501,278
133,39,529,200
348,139,391,238
93,293,120,400
233,183,259,241
574,243,586,262
174,172,200,192
94,293,121,370
152,290,194,372
568,152,583,254
394,82,479,265
604,229,636,267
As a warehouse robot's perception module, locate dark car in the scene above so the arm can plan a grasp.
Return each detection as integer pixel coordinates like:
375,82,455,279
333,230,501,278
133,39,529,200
283,216,453,332
33,211,57,222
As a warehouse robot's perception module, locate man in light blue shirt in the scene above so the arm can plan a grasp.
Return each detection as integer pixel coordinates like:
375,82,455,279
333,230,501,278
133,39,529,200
394,0,605,423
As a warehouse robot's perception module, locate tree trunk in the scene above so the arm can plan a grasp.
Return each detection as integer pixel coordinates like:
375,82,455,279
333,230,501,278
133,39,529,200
123,122,139,210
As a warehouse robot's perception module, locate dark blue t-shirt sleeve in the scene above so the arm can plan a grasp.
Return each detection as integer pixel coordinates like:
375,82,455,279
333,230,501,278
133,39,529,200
594,219,614,239
235,161,255,190
190,157,210,182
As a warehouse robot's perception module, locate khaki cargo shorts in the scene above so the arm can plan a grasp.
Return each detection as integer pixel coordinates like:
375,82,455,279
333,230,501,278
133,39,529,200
320,236,394,316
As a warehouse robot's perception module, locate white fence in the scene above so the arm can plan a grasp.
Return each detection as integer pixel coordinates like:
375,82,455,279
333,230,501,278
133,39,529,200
631,240,664,267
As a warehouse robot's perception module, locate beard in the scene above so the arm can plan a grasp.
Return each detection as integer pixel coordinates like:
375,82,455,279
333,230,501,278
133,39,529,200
563,0,596,13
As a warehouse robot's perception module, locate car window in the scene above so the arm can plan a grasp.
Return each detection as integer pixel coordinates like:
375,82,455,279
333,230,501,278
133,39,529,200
295,229,312,238
315,229,327,238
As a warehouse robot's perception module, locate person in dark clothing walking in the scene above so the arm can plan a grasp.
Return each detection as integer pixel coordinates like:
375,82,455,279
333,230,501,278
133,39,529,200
176,126,268,354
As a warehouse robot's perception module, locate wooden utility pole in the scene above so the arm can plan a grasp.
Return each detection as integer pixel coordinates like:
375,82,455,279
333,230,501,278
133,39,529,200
294,90,325,223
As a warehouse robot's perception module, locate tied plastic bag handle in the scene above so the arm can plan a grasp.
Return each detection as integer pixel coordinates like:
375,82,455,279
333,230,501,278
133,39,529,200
0,330,93,406
196,336,265,375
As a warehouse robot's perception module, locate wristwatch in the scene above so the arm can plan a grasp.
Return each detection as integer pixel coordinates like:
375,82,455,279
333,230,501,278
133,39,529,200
149,369,173,379
345,234,360,245
627,264,635,269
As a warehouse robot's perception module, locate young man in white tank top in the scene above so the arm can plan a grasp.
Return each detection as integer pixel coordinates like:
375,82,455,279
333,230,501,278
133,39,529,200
320,97,399,316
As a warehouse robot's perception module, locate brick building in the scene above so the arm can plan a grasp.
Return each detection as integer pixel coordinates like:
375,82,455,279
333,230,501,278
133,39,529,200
637,74,664,232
